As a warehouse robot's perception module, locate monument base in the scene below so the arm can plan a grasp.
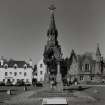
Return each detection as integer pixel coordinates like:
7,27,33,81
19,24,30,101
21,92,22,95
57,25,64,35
56,61,63,92
56,74,63,92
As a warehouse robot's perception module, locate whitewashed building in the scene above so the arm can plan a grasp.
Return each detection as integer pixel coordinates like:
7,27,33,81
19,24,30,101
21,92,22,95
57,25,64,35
0,58,33,85
37,59,46,82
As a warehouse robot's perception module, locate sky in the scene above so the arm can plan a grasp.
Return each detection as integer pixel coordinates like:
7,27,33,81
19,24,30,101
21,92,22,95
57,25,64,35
0,0,105,64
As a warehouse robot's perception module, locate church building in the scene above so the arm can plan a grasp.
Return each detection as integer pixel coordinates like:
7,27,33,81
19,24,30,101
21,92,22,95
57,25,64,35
67,44,105,84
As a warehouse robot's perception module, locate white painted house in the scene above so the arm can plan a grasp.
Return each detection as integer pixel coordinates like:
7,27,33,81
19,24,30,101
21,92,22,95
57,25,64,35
0,58,33,85
37,59,46,82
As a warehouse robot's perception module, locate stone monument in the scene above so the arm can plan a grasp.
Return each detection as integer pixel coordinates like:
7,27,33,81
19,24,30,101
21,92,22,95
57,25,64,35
43,4,63,91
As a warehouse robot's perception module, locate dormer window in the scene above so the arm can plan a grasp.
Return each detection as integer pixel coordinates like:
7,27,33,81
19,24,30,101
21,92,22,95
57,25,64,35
24,64,27,69
4,64,8,69
14,64,17,69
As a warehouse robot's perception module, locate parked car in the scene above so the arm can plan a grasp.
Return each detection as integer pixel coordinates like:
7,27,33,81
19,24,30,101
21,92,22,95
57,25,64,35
15,80,25,86
36,82,43,87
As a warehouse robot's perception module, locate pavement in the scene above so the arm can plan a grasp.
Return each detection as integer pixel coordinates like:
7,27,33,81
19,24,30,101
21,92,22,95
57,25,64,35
4,87,49,104
4,85,97,105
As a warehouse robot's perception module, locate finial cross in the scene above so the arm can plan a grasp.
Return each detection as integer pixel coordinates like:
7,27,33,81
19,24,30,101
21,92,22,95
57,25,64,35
48,4,56,11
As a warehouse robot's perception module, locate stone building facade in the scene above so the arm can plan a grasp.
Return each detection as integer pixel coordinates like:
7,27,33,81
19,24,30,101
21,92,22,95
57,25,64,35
67,49,79,83
0,58,33,85
37,59,46,82
67,44,105,84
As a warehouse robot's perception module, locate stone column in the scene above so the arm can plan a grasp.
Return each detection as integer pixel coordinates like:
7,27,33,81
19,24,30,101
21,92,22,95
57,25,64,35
44,65,50,87
56,61,63,92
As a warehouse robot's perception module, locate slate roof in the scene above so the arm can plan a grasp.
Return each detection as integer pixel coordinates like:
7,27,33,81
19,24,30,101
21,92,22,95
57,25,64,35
69,49,77,64
0,59,31,68
77,53,96,65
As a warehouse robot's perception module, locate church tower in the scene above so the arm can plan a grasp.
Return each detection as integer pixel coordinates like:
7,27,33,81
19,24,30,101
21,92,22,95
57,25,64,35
96,43,101,62
95,43,101,74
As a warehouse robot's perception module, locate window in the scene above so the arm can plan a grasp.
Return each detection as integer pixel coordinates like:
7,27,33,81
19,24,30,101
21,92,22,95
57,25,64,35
5,72,8,76
12,79,14,82
40,64,43,68
14,64,17,69
35,73,37,76
90,76,94,80
40,71,43,75
24,72,27,76
14,66,17,69
85,64,90,72
7,79,10,82
10,72,12,75
80,76,84,80
19,72,22,75
26,79,29,83
4,64,8,69
24,64,27,69
14,72,17,76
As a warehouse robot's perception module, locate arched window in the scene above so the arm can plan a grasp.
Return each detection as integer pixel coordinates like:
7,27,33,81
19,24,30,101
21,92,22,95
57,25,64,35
24,64,27,69
4,64,8,69
14,64,18,69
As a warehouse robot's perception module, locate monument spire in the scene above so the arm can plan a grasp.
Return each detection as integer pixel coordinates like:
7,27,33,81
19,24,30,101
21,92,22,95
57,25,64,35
47,4,58,41
48,4,56,29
